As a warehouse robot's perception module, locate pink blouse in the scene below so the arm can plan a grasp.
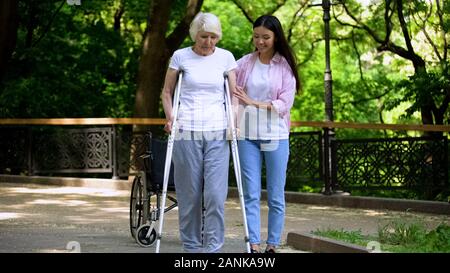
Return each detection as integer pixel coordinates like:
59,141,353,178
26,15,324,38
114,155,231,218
235,52,296,129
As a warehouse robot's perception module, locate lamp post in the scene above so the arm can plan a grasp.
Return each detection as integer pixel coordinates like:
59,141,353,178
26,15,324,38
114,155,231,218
323,0,333,123
311,0,334,122
310,0,336,195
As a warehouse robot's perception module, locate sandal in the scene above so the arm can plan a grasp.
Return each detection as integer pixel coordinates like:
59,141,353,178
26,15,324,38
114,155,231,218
265,245,276,253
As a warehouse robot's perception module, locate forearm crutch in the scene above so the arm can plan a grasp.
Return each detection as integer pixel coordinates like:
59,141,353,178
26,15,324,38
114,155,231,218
155,70,183,253
223,72,251,253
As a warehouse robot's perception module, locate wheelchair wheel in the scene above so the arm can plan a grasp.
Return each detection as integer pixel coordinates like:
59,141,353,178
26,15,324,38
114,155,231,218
136,224,157,247
129,175,144,239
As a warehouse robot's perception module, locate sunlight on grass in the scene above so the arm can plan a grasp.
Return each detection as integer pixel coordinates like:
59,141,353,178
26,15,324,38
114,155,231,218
313,220,450,253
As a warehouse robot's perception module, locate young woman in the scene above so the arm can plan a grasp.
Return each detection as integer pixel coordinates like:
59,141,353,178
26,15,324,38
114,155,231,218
161,12,237,253
234,15,299,253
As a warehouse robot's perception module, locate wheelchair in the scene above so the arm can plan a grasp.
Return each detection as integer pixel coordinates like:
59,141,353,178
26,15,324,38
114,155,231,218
129,132,177,247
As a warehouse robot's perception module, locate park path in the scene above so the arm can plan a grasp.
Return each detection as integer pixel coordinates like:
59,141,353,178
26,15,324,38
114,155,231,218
0,182,449,253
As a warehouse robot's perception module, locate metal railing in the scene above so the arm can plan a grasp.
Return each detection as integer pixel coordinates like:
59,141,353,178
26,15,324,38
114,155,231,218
1,118,449,200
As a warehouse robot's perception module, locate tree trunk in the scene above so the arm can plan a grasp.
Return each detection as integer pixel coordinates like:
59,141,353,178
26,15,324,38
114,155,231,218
134,0,203,123
134,0,173,120
0,0,18,80
129,0,203,180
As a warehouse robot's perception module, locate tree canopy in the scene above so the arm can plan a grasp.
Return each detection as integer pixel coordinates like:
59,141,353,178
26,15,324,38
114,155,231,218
0,0,448,135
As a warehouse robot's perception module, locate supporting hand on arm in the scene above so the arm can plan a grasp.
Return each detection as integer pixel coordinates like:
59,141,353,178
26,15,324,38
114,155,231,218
233,86,272,109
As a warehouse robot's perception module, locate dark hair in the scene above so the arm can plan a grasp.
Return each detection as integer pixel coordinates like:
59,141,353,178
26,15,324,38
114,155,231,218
253,15,300,91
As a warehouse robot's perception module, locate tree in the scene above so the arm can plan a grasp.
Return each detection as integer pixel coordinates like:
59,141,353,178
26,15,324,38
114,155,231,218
0,0,19,80
335,0,449,126
231,0,288,23
133,0,203,120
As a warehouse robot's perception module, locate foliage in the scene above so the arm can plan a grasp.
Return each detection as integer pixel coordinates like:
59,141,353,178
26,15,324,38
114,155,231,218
0,0,448,199
332,0,450,126
1,0,448,126
0,0,142,118
386,67,450,122
378,221,450,253
313,221,450,253
314,228,373,246
202,0,253,59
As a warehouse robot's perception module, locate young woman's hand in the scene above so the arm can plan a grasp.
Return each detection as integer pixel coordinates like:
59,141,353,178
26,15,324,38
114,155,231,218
233,86,254,106
233,86,272,109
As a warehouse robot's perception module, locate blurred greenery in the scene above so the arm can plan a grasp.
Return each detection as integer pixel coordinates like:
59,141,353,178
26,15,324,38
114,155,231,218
1,0,448,127
1,0,141,118
0,0,449,200
314,221,450,253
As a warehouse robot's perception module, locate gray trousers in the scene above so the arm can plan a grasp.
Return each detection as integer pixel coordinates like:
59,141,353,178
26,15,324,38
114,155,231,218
172,130,229,253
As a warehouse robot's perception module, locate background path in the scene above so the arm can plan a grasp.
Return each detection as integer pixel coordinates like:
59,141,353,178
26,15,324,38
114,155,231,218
1,182,448,253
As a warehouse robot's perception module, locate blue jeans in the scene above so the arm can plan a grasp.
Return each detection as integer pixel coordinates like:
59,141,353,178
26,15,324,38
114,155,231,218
238,139,289,246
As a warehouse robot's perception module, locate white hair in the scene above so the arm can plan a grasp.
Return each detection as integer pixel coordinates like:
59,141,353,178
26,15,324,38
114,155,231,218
189,12,222,41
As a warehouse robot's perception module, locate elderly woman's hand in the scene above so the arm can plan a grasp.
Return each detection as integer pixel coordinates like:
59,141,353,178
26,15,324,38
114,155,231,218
164,117,173,133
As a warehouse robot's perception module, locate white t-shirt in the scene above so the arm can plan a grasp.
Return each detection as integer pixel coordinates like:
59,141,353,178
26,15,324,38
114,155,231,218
169,47,237,131
239,58,289,140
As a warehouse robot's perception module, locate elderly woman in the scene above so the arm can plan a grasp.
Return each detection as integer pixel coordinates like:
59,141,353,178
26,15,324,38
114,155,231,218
161,12,237,253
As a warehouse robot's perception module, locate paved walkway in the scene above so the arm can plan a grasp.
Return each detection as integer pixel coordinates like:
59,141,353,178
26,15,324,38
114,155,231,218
0,182,449,253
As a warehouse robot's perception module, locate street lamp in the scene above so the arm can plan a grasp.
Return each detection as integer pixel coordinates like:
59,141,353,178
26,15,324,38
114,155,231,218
310,0,334,122
309,0,336,195
323,0,334,123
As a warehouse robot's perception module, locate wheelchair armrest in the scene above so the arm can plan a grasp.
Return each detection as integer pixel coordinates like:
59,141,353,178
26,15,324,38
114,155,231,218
139,152,151,159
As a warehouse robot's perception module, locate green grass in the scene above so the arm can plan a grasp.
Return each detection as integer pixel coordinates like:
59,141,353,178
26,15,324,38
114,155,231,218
313,221,450,253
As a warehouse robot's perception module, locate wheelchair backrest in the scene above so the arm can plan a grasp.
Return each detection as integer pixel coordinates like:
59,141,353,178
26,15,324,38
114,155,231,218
150,138,175,188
